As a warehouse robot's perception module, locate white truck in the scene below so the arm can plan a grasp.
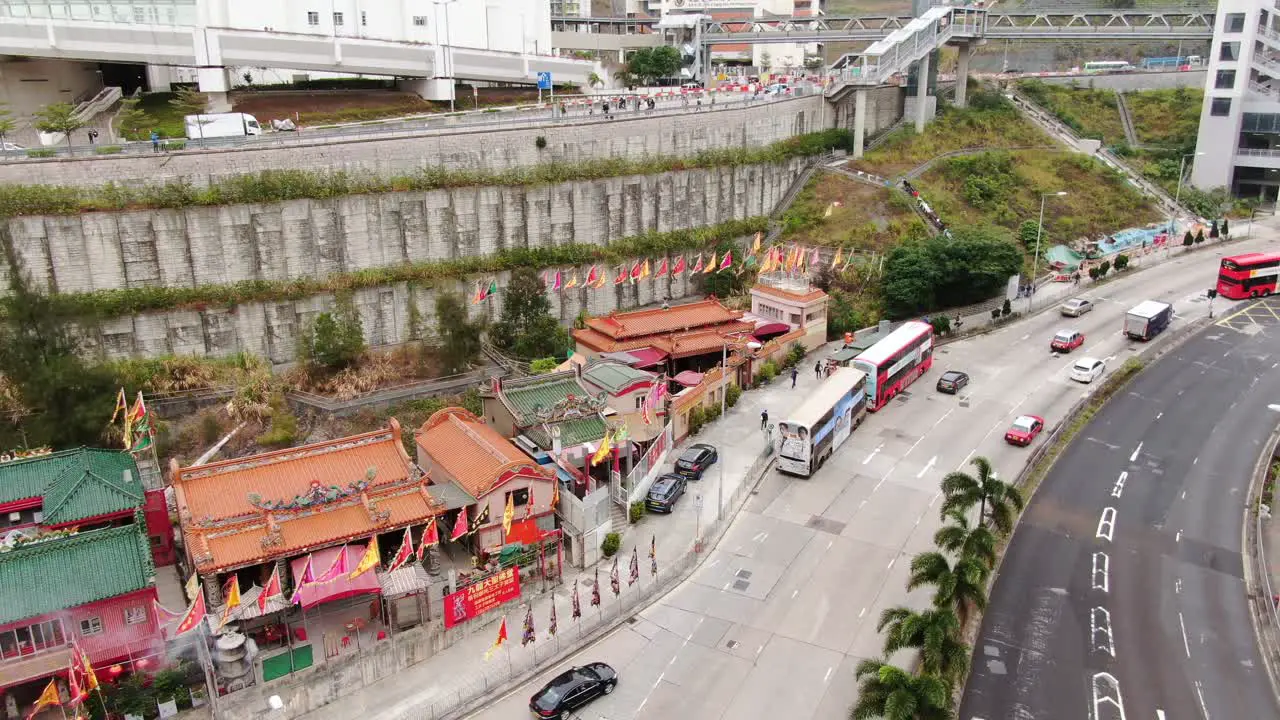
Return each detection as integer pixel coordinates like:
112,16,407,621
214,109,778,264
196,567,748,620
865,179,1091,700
183,113,263,140
1124,300,1173,341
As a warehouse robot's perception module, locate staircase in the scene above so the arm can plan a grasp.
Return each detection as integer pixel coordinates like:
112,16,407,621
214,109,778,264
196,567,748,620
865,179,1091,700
1115,91,1140,148
610,502,629,535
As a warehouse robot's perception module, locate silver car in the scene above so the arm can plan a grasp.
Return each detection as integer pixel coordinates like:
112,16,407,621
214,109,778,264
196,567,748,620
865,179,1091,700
1060,298,1094,317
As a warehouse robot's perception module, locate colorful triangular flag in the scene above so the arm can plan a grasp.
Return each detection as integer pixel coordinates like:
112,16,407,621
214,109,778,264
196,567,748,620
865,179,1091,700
174,590,207,637
751,232,762,255
503,492,516,537
28,679,60,718
614,265,628,286
591,431,613,466
417,519,439,561
719,251,733,271
610,556,621,596
258,565,282,613
630,260,643,283
450,506,469,541
703,252,717,274
314,546,348,584
349,537,381,580
565,271,579,290
290,555,315,604
549,601,558,637
640,259,651,279
218,575,241,629
522,606,536,646
484,617,508,661
691,254,705,273
572,580,582,619
552,270,563,292
585,265,599,287
525,485,536,521
386,530,415,573
486,278,498,298
832,246,844,269
591,568,602,607
672,255,687,275
656,257,669,277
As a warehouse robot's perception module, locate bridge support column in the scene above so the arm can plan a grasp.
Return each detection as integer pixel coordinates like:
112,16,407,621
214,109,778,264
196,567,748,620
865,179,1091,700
398,77,454,102
955,42,973,109
196,68,232,113
852,89,868,159
914,53,930,133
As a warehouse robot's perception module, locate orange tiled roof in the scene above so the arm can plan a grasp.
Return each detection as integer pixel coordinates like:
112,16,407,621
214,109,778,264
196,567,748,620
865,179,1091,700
584,299,744,341
173,420,442,572
752,283,829,304
574,319,757,355
415,409,551,499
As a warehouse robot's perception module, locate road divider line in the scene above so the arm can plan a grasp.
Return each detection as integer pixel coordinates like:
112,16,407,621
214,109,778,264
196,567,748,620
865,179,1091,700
1112,472,1127,498
1092,552,1110,593
1179,612,1192,658
1097,507,1118,542
1195,680,1212,720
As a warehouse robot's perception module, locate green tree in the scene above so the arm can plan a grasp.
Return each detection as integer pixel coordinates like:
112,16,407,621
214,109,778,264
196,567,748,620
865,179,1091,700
626,47,682,84
0,104,15,156
849,659,951,720
1194,228,1205,244
434,292,482,374
1209,219,1220,239
881,240,940,317
1182,230,1194,246
306,308,364,370
529,357,560,374
1017,219,1041,249
0,276,117,448
1222,218,1230,237
939,456,1026,536
489,267,571,360
881,226,1022,318
33,102,87,151
876,606,970,682
933,507,997,572
760,51,773,70
114,97,150,140
908,550,988,626
170,86,209,139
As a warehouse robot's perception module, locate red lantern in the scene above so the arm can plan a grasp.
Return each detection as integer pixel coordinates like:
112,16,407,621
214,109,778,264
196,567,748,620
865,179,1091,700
108,664,124,676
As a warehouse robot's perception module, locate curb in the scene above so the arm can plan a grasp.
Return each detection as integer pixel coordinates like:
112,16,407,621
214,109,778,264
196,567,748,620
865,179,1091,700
1244,427,1280,706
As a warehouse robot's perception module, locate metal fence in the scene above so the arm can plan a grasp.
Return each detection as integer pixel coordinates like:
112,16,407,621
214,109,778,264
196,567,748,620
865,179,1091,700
1249,431,1280,699
379,442,775,720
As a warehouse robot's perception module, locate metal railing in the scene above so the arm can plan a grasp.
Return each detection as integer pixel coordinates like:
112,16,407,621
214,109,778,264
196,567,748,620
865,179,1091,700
1238,148,1280,158
286,366,505,416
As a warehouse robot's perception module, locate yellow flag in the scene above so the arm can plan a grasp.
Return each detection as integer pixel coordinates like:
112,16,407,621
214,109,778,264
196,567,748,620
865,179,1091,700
218,576,241,629
185,573,200,603
703,252,717,274
32,678,60,711
502,492,515,536
591,432,613,466
349,537,381,580
831,247,844,270
751,232,762,255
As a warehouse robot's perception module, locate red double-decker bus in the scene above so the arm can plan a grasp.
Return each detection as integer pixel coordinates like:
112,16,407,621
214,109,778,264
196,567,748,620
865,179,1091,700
853,320,934,411
1218,252,1280,300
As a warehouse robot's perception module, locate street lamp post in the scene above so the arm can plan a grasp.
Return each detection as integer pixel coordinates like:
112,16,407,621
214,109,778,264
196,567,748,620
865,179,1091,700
433,0,459,113
1030,191,1067,309
1172,151,1205,238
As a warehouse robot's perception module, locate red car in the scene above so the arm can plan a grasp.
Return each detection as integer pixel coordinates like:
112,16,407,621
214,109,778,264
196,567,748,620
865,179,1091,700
1005,415,1045,446
1050,329,1085,353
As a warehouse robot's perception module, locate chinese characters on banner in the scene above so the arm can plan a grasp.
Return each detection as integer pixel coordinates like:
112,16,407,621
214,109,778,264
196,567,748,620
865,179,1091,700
443,567,522,628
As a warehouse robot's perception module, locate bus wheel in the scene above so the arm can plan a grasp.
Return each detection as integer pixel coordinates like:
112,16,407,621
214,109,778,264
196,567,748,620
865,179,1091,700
1266,290,1273,297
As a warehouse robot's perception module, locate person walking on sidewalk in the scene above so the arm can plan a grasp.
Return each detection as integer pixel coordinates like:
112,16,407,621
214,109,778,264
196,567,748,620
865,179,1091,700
815,361,823,380
761,409,769,430
790,367,798,388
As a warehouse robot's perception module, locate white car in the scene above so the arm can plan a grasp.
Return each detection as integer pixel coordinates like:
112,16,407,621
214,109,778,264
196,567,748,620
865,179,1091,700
0,142,23,151
1070,357,1106,383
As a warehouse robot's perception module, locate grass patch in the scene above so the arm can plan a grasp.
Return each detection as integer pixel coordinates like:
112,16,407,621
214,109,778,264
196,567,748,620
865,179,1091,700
850,88,1051,177
1015,80,1126,144
1125,87,1203,146
778,172,924,251
128,92,188,140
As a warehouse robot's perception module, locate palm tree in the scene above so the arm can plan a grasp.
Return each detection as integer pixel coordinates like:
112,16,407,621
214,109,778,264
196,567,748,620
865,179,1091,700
877,606,970,682
933,507,997,574
908,551,988,626
849,658,952,720
939,456,1025,535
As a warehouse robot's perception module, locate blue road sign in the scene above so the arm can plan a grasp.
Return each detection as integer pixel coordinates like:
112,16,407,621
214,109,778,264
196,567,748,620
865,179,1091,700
537,72,552,90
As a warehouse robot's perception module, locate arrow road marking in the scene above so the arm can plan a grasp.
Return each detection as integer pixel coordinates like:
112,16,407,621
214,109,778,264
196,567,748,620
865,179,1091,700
863,444,883,465
916,456,937,479
1129,442,1143,462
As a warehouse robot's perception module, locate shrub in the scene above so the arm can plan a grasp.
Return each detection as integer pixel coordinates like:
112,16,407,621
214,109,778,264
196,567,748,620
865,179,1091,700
529,357,559,374
256,409,297,447
1114,254,1129,271
629,500,645,524
785,342,806,368
1194,228,1205,244
687,405,707,435
1099,260,1111,277
725,383,742,408
1089,267,1101,280
26,148,55,158
162,140,185,151
757,360,779,383
991,307,1001,320
93,145,124,155
199,413,223,445
703,404,722,423
305,309,365,370
601,532,621,557
1001,299,1012,317
1183,230,1194,246
535,135,547,150
1222,218,1230,237
1209,220,1220,239
929,315,952,335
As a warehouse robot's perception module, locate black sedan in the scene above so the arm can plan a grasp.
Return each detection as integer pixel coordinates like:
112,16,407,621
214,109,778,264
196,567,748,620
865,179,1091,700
936,370,970,395
675,443,718,479
646,474,687,513
530,662,618,718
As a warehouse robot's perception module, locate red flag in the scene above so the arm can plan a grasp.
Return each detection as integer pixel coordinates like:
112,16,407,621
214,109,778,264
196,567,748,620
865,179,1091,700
613,266,628,286
450,506,469,542
525,485,536,521
719,251,733,271
67,660,85,706
672,256,687,275
290,554,315,604
629,260,643,282
552,270,563,292
656,257,669,277
585,265,599,287
691,254,705,273
174,590,207,637
386,530,415,573
257,566,282,614
417,519,439,560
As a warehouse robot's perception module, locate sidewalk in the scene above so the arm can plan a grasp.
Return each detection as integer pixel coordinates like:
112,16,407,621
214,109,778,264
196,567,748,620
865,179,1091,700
294,354,825,720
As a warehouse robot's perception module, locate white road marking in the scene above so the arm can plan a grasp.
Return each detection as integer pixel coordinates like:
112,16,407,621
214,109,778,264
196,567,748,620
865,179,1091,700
791,589,799,598
928,491,942,508
823,666,834,683
1176,578,1183,594
1092,551,1110,593
886,558,896,570
916,455,938,479
1179,612,1192,658
1097,507,1118,542
858,607,867,618
1130,442,1143,462
1176,529,1182,543
1112,472,1127,498
1021,333,1031,340
1194,456,1199,465
858,499,867,510
1091,607,1116,657
863,444,884,465
1158,711,1167,720
1195,680,1212,720
1181,491,1187,499
1156,412,1163,420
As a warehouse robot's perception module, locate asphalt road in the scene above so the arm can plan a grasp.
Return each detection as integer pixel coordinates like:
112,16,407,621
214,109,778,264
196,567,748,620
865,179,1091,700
451,231,1280,720
960,299,1280,720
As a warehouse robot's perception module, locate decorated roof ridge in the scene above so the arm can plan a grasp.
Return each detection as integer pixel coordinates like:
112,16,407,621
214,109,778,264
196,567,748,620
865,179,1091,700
500,369,580,390
41,457,143,523
175,421,403,483
586,298,744,340
0,522,139,562
191,477,436,529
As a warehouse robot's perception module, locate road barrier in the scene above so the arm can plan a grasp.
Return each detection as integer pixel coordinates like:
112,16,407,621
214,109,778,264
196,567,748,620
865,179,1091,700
1246,428,1280,702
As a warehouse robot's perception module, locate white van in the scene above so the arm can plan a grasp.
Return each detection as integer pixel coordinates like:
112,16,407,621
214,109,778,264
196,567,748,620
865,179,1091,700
184,113,263,139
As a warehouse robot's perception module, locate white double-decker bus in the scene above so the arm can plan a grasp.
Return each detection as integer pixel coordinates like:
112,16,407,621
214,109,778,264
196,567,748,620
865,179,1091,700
776,367,868,477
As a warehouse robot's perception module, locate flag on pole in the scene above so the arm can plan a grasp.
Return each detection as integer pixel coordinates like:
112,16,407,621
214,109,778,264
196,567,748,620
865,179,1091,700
385,530,415,573
349,538,381,580
656,257,669,277
590,431,613,466
469,503,491,535
450,506,469,541
109,388,127,424
629,260,643,282
525,485,535,521
74,645,98,693
571,580,582,619
486,278,498,298
628,547,639,586
610,556,621,596
522,606,536,646
810,247,821,265
593,268,608,289
502,492,515,536
185,572,200,603
832,246,844,269
719,251,733,271
258,565,283,613
218,575,241,629
565,271,579,290
752,232,762,255
27,679,60,720
128,392,153,452
417,519,439,560
174,590,207,637
67,660,86,706
314,546,348,584
585,265,599,287
552,270,563,292
591,569,601,607
650,535,658,577
548,601,558,637
290,555,315,604
703,252,717,274
153,599,182,624
614,265,628,286
472,281,486,305
640,259,651,279
672,255,687,275
550,478,560,511
691,254,705,273
484,618,508,661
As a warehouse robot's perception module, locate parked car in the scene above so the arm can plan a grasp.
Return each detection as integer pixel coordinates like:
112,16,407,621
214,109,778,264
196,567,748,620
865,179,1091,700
1070,357,1106,383
675,443,718,479
1050,329,1085,353
530,663,619,718
936,370,970,394
0,142,23,151
646,474,687,513
1005,415,1045,446
1060,298,1094,317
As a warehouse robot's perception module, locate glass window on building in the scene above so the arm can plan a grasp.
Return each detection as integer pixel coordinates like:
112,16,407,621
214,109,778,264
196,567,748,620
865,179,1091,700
1217,70,1237,89
1211,98,1233,117
1220,41,1241,61
333,12,344,26
1225,13,1247,33
307,11,319,25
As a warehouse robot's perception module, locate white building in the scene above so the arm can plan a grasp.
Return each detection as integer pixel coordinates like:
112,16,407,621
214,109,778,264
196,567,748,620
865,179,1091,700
1190,0,1280,201
634,0,822,71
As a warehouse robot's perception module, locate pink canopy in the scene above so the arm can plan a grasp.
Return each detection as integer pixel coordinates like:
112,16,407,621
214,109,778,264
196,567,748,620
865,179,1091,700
290,544,381,610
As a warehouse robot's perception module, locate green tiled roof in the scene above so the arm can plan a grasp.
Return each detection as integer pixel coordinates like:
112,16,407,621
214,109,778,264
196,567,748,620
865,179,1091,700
582,362,654,394
0,523,154,625
525,416,608,451
0,448,143,525
502,373,594,425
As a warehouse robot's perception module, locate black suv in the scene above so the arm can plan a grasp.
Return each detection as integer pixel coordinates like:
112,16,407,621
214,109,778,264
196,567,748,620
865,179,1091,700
646,474,687,513
675,443,718,479
529,662,618,718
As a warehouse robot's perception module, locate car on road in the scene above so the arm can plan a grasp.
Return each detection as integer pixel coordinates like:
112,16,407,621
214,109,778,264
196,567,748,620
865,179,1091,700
1070,357,1106,384
1060,298,1094,317
0,142,23,152
646,474,687,513
936,370,970,394
1005,415,1045,446
1050,329,1085,353
529,662,619,718
675,443,718,479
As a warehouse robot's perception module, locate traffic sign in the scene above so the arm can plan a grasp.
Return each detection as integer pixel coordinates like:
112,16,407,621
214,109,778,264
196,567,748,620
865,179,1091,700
537,72,552,90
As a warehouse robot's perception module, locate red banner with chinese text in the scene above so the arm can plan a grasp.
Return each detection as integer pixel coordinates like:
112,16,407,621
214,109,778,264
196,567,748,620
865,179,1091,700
443,567,521,628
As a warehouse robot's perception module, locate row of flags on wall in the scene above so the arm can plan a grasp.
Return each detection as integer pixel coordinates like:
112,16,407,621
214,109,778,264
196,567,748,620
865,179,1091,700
109,389,153,452
485,537,658,660
25,645,99,719
471,236,865,304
